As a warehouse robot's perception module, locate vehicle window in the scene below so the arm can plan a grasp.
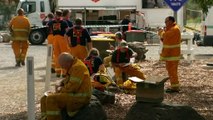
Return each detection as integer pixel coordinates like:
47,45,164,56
21,2,36,13
142,0,168,8
40,1,45,12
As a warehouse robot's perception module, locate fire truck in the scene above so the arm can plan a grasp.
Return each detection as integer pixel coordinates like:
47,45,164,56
17,0,173,45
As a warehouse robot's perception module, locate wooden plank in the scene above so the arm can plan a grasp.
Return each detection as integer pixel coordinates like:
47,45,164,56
129,76,169,85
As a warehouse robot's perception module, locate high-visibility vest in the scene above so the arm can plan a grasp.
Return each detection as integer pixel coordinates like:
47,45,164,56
116,48,130,63
84,56,94,75
73,26,83,44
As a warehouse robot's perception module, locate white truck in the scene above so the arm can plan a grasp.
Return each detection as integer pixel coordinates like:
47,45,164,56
17,0,173,45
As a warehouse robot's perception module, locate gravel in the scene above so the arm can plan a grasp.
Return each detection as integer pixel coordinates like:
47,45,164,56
0,42,213,120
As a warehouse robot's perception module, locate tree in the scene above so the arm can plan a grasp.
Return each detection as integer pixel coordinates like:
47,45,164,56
193,0,213,16
186,0,200,10
0,0,18,30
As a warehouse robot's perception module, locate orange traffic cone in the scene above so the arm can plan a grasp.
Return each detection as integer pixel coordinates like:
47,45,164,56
128,22,132,31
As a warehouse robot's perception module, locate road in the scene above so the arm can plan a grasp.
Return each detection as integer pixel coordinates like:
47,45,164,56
0,41,213,118
0,42,47,117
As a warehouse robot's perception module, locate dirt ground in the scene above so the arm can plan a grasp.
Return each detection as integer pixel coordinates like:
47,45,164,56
1,60,213,120
0,43,213,120
104,60,213,120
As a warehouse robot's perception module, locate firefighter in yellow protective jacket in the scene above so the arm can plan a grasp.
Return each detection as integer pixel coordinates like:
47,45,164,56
65,18,93,61
111,41,146,86
9,8,31,67
48,10,70,77
158,16,181,93
40,52,91,120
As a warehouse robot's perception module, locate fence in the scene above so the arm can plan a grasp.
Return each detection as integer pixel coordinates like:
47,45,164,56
185,8,202,31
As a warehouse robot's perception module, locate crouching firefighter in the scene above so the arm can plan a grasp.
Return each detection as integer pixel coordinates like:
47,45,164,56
111,41,146,86
84,48,112,91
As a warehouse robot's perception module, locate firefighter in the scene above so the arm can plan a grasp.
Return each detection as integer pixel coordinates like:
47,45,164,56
40,52,91,120
45,13,55,45
9,8,31,67
84,48,110,91
65,18,93,61
158,16,181,93
84,48,104,76
62,9,73,28
42,13,54,26
45,13,55,73
111,41,146,85
48,10,70,77
103,32,125,67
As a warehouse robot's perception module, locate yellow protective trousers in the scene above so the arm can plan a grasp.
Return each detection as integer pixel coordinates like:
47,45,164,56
53,35,70,76
12,41,29,63
114,64,146,85
166,61,180,89
40,93,90,120
47,34,55,70
47,34,54,45
114,67,124,85
103,55,112,67
70,45,88,61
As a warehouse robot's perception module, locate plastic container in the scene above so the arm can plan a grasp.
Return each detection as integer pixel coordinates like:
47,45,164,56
125,30,146,42
91,36,115,59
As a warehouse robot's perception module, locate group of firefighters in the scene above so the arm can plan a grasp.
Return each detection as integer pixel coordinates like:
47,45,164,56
9,8,181,120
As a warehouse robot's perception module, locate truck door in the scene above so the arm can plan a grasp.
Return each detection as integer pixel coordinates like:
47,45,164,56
205,7,213,36
201,7,213,46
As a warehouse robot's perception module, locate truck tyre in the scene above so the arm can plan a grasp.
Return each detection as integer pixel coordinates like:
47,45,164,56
29,30,45,45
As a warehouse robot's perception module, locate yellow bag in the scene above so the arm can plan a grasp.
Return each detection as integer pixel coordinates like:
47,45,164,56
123,80,136,89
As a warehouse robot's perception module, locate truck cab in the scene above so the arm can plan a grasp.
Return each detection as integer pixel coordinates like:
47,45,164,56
17,0,51,45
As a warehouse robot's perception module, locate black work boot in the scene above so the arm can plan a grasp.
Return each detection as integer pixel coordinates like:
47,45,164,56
165,87,180,93
21,61,25,66
51,68,56,73
15,61,21,67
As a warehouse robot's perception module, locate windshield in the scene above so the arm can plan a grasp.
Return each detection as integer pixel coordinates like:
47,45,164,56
21,2,36,13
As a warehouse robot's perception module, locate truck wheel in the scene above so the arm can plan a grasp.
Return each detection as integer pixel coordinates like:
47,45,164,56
29,30,45,45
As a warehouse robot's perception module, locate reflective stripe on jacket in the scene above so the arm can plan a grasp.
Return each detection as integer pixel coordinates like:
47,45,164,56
160,23,181,61
60,58,92,98
9,16,31,41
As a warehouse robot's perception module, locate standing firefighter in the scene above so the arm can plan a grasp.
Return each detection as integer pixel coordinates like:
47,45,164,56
40,52,91,120
9,8,31,67
45,13,55,45
62,9,73,28
65,18,93,61
45,13,55,73
48,10,70,77
158,16,181,93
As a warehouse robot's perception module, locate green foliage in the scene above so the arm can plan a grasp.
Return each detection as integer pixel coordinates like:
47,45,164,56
193,0,213,15
0,0,18,30
186,0,201,10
